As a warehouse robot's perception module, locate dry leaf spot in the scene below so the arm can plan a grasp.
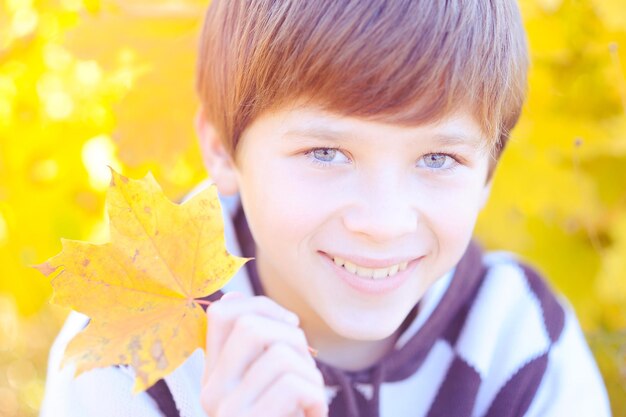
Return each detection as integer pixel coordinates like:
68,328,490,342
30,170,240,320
151,340,168,370
128,336,142,351
131,352,149,375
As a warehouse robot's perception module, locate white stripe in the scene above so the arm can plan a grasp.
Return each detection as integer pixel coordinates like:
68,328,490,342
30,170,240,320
165,350,205,417
524,305,612,417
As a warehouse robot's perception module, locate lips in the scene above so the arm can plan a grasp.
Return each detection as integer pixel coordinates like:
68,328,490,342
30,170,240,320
321,252,422,295
332,256,408,280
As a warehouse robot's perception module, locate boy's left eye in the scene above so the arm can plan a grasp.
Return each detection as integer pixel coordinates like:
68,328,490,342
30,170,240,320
418,153,459,170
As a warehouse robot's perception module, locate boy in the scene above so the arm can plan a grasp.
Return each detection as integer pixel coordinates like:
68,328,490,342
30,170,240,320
41,1,612,416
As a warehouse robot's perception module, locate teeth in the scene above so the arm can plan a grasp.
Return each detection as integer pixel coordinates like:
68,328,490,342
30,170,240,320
344,261,357,274
332,256,409,280
372,268,387,279
356,266,373,278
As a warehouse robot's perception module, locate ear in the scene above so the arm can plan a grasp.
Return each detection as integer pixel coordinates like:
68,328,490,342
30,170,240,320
194,109,239,196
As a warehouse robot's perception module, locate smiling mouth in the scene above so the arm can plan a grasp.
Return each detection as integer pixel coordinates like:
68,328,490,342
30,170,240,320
331,256,409,280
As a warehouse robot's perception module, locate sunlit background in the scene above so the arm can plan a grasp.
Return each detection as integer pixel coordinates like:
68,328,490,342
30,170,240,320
0,0,625,415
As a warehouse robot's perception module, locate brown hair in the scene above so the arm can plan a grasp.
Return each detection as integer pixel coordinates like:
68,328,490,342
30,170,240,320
196,0,528,169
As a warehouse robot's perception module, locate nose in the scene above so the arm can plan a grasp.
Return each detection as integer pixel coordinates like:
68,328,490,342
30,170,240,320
342,171,419,242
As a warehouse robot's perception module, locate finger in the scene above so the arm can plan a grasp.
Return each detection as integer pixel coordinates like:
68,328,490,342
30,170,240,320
248,373,328,417
217,342,324,415
201,320,313,417
208,314,312,393
204,295,300,378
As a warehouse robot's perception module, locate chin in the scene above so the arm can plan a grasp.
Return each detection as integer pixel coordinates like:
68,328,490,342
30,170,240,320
325,308,406,341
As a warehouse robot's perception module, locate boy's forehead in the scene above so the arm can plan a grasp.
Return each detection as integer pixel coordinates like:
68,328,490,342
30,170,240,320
272,105,489,152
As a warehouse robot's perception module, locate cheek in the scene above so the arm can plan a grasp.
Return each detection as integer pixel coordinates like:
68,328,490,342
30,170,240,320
238,160,333,250
423,184,485,244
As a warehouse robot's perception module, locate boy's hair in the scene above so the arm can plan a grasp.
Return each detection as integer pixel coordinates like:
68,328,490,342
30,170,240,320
196,0,528,171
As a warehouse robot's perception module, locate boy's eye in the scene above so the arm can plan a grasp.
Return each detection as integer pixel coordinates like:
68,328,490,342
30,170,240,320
305,147,350,166
418,153,459,170
424,154,446,168
313,148,337,162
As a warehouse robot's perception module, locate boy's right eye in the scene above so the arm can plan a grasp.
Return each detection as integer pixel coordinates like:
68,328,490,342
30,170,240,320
305,147,350,167
313,148,337,162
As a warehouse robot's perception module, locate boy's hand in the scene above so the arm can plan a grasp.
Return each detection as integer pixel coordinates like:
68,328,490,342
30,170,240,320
200,292,328,417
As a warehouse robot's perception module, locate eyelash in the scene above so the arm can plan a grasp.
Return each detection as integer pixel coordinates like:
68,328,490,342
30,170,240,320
304,147,463,171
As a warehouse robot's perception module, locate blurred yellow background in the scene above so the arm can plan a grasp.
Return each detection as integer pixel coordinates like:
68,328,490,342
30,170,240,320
0,0,625,415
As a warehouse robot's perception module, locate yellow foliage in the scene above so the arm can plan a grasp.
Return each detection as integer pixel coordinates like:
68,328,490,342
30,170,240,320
593,0,626,31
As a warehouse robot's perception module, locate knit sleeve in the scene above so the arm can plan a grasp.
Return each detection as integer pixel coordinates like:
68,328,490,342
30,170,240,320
39,311,165,417
523,304,612,417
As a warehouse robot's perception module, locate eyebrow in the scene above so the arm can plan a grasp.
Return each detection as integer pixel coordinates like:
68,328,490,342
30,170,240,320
283,127,349,142
283,127,485,150
429,133,485,150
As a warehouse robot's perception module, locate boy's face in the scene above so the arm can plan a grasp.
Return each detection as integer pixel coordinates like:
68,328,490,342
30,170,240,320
203,105,493,342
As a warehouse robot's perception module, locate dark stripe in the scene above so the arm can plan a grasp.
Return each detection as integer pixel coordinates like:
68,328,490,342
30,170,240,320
521,265,565,343
441,294,473,346
234,204,267,296
383,241,487,382
147,379,180,417
426,356,481,417
484,353,549,417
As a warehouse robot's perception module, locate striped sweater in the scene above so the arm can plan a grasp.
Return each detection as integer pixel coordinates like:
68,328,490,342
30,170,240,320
40,193,612,417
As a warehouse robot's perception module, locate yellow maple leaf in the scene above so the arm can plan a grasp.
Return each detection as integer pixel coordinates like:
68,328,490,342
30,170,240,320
35,169,249,392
